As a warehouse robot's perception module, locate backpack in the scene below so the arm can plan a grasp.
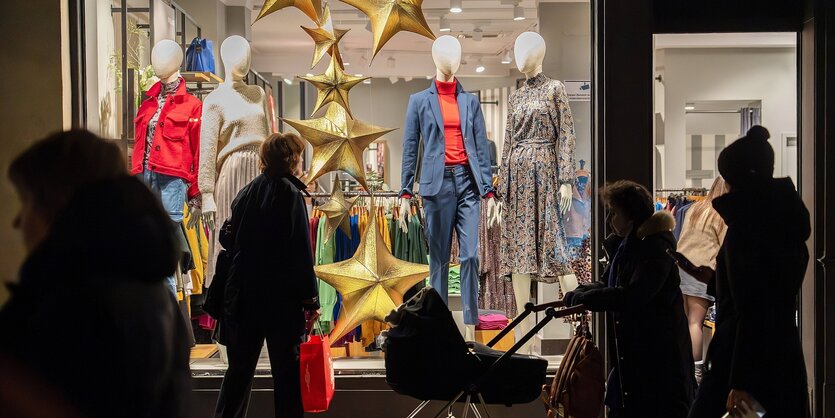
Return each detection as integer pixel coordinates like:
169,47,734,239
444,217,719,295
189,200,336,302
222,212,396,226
542,323,605,418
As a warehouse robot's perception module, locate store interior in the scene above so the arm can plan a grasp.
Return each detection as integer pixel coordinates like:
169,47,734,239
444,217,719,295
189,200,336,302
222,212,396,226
72,0,802,416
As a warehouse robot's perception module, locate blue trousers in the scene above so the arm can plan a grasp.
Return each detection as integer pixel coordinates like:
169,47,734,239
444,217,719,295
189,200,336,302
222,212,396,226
139,170,186,296
422,165,480,325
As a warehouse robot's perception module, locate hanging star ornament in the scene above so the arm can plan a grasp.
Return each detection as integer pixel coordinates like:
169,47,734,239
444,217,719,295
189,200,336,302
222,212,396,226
300,56,367,117
340,0,435,60
282,103,395,189
302,4,349,69
315,202,430,342
319,176,358,241
254,0,322,25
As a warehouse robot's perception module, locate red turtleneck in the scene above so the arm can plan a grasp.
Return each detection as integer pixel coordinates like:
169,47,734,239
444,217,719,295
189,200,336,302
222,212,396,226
435,79,468,166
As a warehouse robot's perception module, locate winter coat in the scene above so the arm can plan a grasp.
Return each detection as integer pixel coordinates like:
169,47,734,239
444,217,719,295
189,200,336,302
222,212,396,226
690,178,810,418
219,173,319,328
571,211,695,417
132,78,202,199
0,176,191,418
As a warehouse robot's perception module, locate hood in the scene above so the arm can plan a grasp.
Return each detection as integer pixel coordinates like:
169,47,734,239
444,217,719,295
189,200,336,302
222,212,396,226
712,177,810,242
18,176,178,289
637,210,675,240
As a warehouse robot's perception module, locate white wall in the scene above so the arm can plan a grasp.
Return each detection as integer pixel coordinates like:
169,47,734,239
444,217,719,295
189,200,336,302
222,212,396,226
661,47,797,188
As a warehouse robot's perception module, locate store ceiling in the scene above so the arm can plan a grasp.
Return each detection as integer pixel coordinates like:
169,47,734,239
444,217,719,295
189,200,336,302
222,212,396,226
239,0,544,79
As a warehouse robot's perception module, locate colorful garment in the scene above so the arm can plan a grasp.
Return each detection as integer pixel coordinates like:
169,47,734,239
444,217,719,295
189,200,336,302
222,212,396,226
499,73,577,283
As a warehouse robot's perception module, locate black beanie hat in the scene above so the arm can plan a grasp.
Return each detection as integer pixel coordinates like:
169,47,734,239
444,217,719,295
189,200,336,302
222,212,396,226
717,125,774,189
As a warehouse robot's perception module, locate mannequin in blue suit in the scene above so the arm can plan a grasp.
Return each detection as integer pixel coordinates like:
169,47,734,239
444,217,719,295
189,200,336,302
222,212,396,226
398,36,499,339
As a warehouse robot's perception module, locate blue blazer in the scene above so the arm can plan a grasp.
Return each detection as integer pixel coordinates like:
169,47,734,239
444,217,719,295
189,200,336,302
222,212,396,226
400,80,495,198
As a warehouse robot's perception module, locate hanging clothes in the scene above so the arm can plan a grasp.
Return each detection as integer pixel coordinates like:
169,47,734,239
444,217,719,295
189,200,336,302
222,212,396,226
478,201,516,318
314,214,338,334
183,204,209,295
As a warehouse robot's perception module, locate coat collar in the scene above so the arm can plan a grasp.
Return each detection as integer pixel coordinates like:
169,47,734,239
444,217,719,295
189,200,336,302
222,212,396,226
281,173,311,197
427,78,468,134
636,210,675,239
146,77,187,103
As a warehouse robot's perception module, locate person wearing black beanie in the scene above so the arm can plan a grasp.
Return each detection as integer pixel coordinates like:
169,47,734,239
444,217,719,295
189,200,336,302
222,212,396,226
687,126,811,418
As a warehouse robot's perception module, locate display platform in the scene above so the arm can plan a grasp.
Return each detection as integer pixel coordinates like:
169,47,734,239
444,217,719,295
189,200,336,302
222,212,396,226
190,355,563,418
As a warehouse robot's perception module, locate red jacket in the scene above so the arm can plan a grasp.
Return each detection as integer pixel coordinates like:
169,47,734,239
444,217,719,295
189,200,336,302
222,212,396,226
132,79,202,199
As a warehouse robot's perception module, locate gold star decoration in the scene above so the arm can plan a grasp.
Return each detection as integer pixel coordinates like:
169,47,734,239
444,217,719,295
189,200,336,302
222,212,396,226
302,4,349,69
282,103,395,189
340,0,435,60
315,202,430,342
319,176,358,242
300,57,367,118
254,0,322,25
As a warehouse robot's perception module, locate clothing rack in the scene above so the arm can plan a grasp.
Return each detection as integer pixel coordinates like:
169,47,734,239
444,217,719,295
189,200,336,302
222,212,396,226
308,191,403,198
655,188,708,196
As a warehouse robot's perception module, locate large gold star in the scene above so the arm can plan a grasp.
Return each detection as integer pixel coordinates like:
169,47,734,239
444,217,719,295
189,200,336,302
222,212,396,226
315,203,430,342
302,4,349,69
340,0,435,60
282,103,395,189
319,176,358,242
254,0,322,25
300,57,367,118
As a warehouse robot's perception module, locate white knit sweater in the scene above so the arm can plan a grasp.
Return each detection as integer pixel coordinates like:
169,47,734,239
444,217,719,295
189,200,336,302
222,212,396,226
199,80,271,213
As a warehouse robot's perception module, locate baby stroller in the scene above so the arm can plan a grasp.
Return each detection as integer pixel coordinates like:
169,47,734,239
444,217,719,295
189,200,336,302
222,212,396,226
382,287,586,417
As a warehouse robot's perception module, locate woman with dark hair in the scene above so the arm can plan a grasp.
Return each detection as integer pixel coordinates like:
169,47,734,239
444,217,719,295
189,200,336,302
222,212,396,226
687,126,810,418
214,132,320,418
0,130,191,418
564,180,694,417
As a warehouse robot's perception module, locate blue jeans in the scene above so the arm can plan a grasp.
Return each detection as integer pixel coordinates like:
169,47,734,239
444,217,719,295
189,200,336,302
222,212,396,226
422,165,481,325
139,171,186,295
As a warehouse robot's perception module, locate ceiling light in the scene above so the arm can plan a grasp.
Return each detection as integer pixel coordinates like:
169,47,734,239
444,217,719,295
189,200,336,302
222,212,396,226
284,78,293,85
426,75,433,80
439,15,450,32
685,105,695,111
387,56,396,69
513,4,525,20
473,28,483,42
344,61,351,66
389,76,399,84
404,76,413,82
501,50,513,64
457,34,466,39
306,73,314,77
475,59,485,73
363,78,371,84
356,73,364,77
450,0,462,14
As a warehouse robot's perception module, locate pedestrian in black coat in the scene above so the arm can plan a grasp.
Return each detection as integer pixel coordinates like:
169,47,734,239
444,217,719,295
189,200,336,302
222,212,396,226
214,132,320,418
0,130,191,418
687,126,810,418
564,180,695,418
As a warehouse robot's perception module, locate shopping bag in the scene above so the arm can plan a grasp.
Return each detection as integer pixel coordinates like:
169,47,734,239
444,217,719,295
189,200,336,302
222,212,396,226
185,37,216,73
300,332,335,412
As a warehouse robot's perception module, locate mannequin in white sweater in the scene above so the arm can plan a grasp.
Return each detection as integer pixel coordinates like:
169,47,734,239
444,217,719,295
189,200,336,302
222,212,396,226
199,36,272,285
199,35,271,230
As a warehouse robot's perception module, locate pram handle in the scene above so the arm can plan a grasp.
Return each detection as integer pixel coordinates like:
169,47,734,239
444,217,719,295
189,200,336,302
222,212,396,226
486,301,584,348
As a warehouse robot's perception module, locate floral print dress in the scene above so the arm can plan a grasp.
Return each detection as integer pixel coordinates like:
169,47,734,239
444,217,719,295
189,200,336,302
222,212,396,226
498,73,576,283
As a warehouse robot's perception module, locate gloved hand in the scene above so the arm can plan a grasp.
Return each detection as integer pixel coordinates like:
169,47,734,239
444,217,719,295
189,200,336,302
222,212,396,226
563,291,582,307
398,197,411,233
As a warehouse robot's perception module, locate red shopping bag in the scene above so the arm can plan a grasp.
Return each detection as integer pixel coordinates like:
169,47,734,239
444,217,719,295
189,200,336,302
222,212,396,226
300,333,335,412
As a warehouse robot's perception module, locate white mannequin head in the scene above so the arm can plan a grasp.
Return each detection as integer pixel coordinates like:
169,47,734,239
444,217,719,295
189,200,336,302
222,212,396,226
514,32,546,78
432,35,462,82
151,40,183,83
221,35,252,83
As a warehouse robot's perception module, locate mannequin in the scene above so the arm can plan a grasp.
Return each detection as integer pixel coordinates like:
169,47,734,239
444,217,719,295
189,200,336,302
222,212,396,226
132,40,203,295
399,35,498,341
499,32,578,353
199,35,272,285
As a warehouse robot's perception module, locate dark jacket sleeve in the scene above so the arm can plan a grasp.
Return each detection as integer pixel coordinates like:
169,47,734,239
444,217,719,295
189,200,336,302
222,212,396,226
723,229,771,391
576,239,674,313
290,189,319,310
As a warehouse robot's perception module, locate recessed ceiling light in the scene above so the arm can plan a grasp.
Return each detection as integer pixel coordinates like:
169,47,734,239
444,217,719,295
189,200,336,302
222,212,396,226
450,0,462,13
363,78,371,84
356,73,364,77
501,50,513,64
439,15,450,32
475,59,485,73
473,28,483,42
284,78,293,85
306,73,314,77
685,105,695,111
513,4,525,20
344,61,351,66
